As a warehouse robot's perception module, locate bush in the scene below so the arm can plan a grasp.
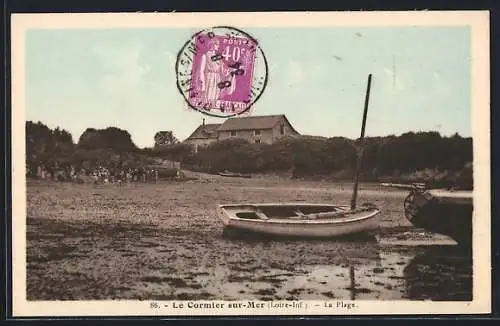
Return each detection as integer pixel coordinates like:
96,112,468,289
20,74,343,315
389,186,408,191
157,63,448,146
146,143,194,161
180,133,473,184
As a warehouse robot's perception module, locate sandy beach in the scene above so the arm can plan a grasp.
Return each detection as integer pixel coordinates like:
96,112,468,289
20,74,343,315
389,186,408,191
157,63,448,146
26,172,472,301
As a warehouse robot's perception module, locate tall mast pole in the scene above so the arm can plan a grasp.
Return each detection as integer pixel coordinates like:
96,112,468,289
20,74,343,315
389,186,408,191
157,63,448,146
350,74,373,210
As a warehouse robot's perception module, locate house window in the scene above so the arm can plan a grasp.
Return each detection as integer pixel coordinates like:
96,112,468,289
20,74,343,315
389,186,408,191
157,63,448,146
280,124,285,135
254,129,261,136
230,131,237,137
255,139,261,144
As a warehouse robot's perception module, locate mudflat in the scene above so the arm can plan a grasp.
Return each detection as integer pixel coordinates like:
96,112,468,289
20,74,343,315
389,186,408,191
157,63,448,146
26,173,472,301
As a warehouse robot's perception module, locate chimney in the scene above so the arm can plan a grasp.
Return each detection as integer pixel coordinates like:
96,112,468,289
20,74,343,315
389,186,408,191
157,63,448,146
202,118,205,125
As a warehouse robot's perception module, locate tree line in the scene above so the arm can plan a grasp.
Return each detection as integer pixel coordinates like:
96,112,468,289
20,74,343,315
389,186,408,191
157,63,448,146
25,122,154,178
25,121,473,188
179,132,472,188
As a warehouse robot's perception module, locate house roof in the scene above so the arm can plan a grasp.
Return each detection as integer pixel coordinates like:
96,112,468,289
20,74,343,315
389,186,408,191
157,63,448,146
217,114,299,133
185,123,221,140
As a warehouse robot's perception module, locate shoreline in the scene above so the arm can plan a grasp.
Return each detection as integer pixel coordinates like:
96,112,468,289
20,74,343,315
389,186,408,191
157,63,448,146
24,177,471,301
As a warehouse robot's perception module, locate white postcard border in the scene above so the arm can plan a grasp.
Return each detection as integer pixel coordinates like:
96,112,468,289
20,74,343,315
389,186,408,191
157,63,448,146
11,10,491,316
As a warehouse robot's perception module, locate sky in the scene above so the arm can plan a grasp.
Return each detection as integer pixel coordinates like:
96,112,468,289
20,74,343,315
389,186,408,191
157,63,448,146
25,26,471,148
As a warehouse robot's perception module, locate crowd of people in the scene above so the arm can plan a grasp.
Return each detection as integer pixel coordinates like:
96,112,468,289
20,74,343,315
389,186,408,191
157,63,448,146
26,162,174,184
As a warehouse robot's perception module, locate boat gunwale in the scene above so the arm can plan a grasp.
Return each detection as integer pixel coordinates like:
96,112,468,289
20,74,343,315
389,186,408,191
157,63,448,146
218,202,350,209
218,204,381,225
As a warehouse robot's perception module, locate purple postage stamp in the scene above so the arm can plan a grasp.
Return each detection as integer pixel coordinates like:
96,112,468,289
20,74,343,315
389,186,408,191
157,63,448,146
176,27,268,118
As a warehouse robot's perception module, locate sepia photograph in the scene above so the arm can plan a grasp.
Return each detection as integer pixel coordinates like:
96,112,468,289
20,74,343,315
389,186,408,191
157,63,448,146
11,11,490,316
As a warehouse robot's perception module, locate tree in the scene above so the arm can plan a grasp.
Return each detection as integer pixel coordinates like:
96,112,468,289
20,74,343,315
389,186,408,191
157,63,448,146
26,121,74,161
77,127,137,151
154,131,179,147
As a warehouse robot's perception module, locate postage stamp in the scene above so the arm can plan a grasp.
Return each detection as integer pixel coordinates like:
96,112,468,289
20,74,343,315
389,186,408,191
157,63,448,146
9,11,491,318
176,26,268,117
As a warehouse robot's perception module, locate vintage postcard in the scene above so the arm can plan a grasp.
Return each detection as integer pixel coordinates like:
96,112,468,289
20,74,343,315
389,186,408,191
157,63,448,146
11,11,490,316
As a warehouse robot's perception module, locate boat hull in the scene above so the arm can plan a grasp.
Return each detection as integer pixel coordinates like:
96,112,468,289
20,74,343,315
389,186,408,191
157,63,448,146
218,172,252,178
404,190,473,247
217,203,381,238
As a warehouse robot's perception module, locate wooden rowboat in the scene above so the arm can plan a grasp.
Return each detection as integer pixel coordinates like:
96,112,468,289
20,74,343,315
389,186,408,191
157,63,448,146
382,183,473,247
216,75,380,239
217,203,381,238
404,187,473,248
218,171,252,178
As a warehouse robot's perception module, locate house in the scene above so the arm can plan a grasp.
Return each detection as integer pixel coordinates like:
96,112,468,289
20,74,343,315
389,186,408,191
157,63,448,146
216,114,300,144
184,114,300,150
183,122,221,150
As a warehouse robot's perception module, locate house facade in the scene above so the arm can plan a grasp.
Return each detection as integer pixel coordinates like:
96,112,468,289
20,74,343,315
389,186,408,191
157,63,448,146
184,115,300,151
